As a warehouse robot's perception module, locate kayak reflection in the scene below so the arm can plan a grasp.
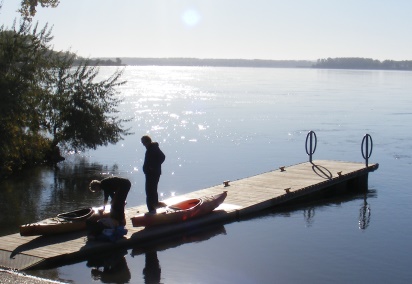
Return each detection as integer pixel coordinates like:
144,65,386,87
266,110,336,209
131,224,226,257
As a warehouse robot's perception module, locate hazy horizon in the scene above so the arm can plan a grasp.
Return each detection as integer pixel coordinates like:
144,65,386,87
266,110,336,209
96,56,409,62
2,1,412,61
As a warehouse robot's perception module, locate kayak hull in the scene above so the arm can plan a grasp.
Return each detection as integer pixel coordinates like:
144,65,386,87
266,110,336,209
131,191,227,227
19,207,109,236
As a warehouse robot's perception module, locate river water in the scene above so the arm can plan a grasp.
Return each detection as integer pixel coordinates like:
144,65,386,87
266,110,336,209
1,66,411,283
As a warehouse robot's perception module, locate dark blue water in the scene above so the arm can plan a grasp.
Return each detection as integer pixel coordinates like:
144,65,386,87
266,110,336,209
1,67,411,283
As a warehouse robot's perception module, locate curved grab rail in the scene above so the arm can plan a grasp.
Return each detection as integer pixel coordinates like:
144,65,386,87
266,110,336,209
361,134,373,167
305,131,317,163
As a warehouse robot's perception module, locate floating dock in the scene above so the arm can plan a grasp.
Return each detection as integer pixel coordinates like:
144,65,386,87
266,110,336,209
0,159,378,271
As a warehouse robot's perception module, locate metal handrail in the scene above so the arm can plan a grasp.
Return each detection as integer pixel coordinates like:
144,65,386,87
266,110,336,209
305,131,317,163
361,134,373,167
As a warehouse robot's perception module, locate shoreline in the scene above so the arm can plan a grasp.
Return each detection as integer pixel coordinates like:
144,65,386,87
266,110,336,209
0,268,66,284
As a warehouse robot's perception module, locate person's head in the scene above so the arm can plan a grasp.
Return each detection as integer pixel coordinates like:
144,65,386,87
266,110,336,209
141,135,152,148
89,180,101,193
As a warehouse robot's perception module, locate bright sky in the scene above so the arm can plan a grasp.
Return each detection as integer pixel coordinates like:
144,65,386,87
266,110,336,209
1,0,411,60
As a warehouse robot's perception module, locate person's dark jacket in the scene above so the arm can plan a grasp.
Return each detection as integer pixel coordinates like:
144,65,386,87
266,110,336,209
143,142,165,176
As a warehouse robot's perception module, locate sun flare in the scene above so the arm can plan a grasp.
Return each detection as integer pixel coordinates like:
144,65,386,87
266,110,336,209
182,9,201,27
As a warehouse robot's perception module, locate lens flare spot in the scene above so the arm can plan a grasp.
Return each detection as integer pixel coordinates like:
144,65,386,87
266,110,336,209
182,9,201,27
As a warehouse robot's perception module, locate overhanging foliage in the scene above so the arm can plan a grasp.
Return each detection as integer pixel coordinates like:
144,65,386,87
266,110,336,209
0,17,130,178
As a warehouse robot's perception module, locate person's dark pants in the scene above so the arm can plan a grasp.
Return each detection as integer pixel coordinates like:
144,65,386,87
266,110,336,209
111,185,130,226
110,210,126,226
145,174,160,212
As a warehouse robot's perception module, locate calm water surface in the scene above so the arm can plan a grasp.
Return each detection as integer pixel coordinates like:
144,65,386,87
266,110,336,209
1,67,411,283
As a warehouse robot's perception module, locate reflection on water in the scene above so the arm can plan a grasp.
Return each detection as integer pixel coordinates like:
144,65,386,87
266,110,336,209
0,157,120,236
88,250,131,283
83,225,227,284
303,208,315,227
359,192,371,230
142,251,161,284
131,225,227,257
271,188,377,230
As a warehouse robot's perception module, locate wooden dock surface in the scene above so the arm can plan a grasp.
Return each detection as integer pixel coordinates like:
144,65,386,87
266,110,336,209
0,160,378,270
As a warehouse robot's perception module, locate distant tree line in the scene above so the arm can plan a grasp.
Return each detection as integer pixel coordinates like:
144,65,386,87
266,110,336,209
104,57,412,71
120,58,313,68
313,57,412,70
47,53,123,66
79,57,124,66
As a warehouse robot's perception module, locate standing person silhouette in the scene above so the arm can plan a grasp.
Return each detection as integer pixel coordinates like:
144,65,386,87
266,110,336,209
141,135,166,214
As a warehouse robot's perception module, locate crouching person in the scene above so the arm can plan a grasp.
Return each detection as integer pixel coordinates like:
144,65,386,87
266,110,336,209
87,176,131,241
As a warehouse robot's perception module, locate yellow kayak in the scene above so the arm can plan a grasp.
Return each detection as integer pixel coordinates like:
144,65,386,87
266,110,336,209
20,206,110,236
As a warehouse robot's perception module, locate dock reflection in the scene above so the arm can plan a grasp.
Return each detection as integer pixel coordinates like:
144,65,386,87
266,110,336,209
85,224,226,284
358,192,371,230
267,188,377,230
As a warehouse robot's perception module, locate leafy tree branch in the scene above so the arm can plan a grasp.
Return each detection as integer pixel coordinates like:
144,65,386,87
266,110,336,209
19,0,60,20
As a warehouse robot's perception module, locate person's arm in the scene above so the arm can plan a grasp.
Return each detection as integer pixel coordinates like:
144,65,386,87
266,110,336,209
103,199,108,211
100,188,109,213
158,148,165,164
143,151,149,174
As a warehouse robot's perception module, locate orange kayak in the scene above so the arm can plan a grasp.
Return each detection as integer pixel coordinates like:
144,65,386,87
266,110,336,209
131,191,227,227
20,207,109,236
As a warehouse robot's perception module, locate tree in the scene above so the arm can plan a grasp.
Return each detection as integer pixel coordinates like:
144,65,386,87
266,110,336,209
19,0,60,20
0,19,54,175
42,53,131,152
0,17,130,178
